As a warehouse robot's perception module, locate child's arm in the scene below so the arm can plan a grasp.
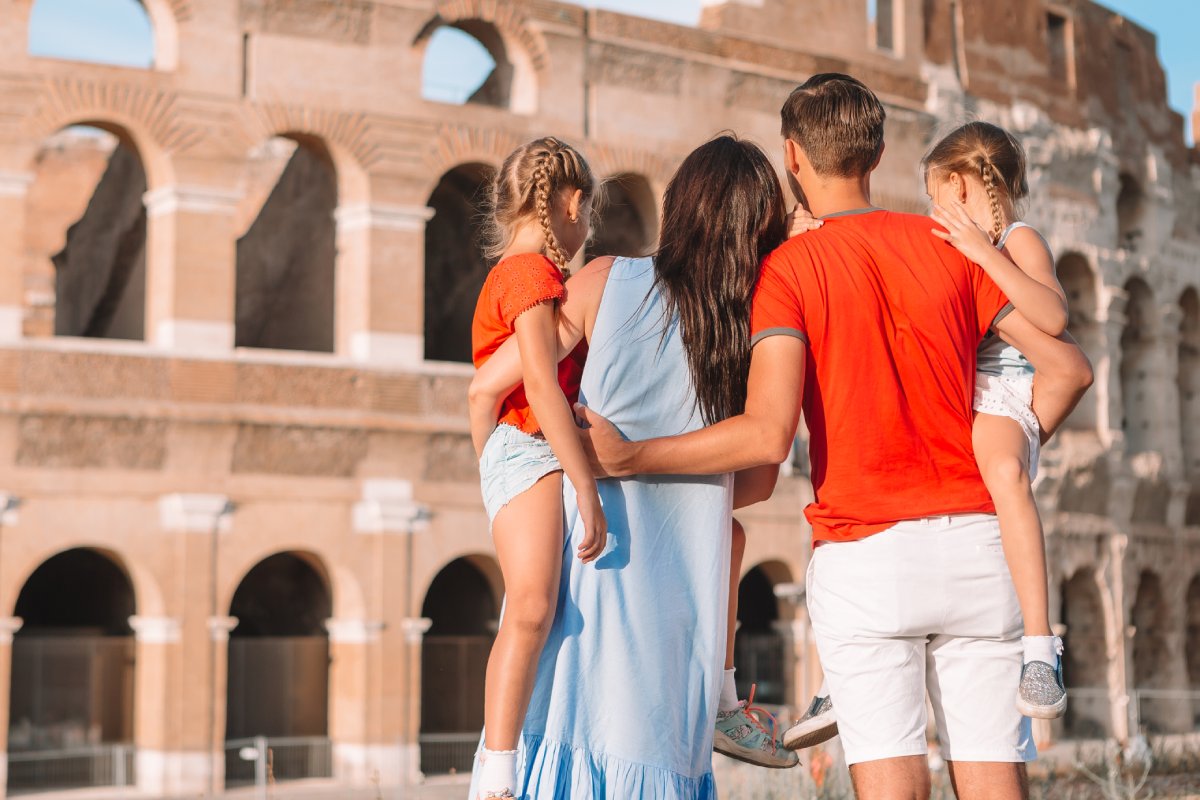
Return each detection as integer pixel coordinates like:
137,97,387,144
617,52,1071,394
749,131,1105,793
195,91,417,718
467,259,603,457
932,202,1068,337
514,302,607,563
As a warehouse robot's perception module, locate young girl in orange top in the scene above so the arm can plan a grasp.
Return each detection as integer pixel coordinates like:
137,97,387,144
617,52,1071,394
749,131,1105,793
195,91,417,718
468,137,606,800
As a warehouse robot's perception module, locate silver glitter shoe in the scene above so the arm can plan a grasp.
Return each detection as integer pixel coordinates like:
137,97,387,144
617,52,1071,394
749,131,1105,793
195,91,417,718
1016,659,1067,719
782,693,838,750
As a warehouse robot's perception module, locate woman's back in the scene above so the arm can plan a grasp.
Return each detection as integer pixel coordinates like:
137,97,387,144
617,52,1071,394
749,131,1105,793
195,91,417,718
516,256,733,799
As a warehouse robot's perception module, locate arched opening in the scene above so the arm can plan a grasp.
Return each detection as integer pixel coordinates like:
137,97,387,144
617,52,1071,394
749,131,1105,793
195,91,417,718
734,563,788,706
420,557,499,775
1060,570,1108,738
235,136,337,353
28,0,155,69
225,553,332,787
586,174,658,261
1131,570,1173,732
8,549,135,793
1057,253,1100,431
1120,279,1158,456
418,19,535,113
1179,290,1200,520
23,125,147,340
1116,173,1145,251
423,163,495,363
1186,576,1200,728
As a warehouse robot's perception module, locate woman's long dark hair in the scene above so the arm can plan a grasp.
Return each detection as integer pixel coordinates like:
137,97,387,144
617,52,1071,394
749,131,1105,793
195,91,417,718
654,135,787,424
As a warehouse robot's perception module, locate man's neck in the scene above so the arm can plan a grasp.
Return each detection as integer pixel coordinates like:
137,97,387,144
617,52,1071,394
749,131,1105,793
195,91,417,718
803,177,873,219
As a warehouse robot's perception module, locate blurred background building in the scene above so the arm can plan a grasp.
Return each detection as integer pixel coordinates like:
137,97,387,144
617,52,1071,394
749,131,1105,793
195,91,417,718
0,0,1197,796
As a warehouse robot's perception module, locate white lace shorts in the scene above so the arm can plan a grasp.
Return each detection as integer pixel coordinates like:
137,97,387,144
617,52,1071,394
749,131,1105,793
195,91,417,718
973,371,1040,481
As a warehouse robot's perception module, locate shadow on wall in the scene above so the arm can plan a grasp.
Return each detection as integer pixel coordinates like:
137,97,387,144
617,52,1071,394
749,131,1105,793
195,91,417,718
236,138,337,353
50,132,147,341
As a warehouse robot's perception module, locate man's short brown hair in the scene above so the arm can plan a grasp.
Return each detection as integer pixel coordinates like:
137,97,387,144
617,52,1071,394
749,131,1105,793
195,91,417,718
781,73,886,178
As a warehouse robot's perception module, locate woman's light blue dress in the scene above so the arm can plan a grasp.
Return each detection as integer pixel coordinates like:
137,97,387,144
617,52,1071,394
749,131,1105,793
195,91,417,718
469,256,733,799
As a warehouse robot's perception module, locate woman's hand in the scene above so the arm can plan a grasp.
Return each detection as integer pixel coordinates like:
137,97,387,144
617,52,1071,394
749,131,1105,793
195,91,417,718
931,201,996,265
786,203,823,238
575,488,608,564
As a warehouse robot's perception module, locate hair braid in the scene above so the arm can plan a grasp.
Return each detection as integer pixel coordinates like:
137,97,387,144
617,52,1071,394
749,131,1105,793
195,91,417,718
979,159,1005,244
533,149,572,276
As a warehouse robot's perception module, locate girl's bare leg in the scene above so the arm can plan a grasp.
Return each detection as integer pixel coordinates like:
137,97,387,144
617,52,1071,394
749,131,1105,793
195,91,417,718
727,518,747,671
973,414,1051,636
482,472,564,758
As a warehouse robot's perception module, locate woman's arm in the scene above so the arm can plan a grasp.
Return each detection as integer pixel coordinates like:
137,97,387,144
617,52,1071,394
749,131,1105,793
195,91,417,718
932,203,1068,337
733,464,781,509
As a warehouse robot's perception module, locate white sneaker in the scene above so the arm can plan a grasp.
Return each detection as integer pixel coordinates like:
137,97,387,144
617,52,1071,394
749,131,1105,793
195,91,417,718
783,693,838,750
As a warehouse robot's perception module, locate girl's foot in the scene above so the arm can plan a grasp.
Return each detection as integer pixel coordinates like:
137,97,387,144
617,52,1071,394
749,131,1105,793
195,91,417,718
782,692,838,750
714,684,799,768
1016,635,1067,719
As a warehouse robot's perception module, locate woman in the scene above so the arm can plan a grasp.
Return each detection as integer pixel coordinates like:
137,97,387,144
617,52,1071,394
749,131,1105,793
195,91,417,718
469,135,789,798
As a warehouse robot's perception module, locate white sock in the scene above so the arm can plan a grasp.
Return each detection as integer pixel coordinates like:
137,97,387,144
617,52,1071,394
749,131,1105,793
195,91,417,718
478,747,518,796
1022,635,1063,666
719,668,741,712
817,678,830,698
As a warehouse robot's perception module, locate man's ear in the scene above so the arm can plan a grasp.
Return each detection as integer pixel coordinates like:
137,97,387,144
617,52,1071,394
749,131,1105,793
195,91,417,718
784,138,802,176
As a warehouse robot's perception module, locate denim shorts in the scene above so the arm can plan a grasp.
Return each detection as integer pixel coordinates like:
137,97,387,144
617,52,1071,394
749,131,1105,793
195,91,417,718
479,424,562,523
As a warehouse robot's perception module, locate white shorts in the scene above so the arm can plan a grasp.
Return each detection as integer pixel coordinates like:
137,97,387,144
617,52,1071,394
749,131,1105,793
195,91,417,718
973,371,1040,481
807,514,1036,766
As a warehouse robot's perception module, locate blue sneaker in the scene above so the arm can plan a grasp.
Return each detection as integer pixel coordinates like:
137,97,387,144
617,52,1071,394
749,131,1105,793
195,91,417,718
713,684,799,769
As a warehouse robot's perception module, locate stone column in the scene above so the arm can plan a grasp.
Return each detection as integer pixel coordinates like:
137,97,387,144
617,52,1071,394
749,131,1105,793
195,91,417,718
128,615,182,795
0,172,33,342
772,582,810,710
326,617,385,784
0,617,22,799
352,480,430,788
1103,534,1132,743
334,203,434,366
1098,287,1129,450
399,617,432,785
157,493,234,796
143,184,241,353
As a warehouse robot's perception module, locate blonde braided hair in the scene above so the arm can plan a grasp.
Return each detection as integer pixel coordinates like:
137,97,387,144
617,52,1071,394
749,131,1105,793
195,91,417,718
979,159,1006,244
923,121,1029,244
483,137,595,277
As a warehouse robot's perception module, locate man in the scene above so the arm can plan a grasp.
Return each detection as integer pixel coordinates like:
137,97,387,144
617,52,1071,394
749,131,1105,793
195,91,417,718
577,74,1093,799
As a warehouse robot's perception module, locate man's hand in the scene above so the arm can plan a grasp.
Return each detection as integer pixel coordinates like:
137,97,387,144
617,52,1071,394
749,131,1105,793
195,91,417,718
574,403,633,478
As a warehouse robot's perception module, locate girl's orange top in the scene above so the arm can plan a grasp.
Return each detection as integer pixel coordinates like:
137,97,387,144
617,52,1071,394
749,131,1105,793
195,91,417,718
471,253,588,435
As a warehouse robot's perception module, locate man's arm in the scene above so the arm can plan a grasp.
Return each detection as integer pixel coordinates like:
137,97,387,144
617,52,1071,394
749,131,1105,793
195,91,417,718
577,336,806,476
993,310,1094,442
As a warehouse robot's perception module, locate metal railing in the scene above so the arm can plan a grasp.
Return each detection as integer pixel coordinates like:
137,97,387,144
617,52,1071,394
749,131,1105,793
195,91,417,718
224,736,332,789
734,633,787,706
419,732,479,776
7,744,134,795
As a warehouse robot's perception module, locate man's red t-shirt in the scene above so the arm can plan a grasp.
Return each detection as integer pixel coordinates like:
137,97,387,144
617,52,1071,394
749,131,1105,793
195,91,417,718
750,209,1012,544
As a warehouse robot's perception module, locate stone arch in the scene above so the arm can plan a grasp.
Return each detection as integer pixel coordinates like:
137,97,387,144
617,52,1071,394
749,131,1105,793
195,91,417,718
1120,278,1160,456
587,173,659,260
1116,171,1145,251
235,133,340,353
419,556,499,774
1179,288,1200,524
416,1,547,114
219,545,359,623
423,161,495,363
5,542,163,621
1130,569,1173,732
26,0,180,71
1060,568,1109,738
1057,252,1101,431
8,548,136,792
225,552,332,785
1186,575,1200,730
23,124,149,340
735,560,793,705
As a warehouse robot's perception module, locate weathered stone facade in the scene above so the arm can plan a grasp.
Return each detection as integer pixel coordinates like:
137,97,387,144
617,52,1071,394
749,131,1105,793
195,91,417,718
0,0,1198,794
